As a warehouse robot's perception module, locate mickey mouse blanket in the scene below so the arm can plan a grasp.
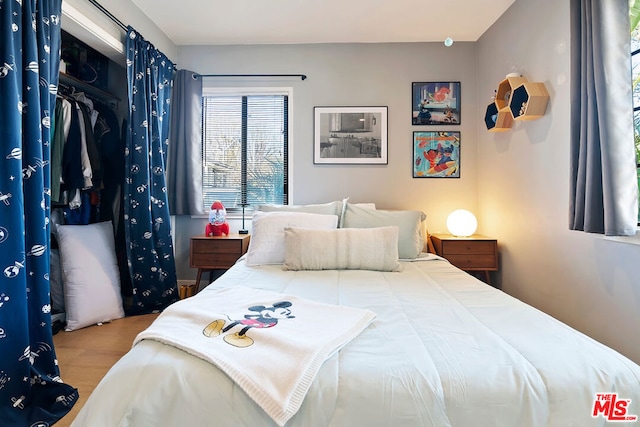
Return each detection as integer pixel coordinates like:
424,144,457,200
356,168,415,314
133,286,377,426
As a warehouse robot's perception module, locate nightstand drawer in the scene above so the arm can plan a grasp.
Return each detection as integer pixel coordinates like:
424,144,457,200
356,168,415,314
191,253,241,269
187,234,251,298
446,254,497,270
429,233,498,285
441,240,495,255
191,238,244,254
189,235,251,270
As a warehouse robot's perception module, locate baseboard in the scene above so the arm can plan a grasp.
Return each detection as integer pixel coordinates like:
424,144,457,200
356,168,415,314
177,279,194,287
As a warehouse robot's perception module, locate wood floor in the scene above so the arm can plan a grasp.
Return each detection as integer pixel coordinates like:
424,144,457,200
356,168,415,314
52,313,159,426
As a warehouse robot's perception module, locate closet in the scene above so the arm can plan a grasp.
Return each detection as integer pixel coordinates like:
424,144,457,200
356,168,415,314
50,28,129,330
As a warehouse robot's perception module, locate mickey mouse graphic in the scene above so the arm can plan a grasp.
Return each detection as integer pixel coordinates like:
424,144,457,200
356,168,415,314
203,301,295,348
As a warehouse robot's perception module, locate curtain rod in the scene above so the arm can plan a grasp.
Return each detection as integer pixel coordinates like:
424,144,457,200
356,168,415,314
82,1,307,82
87,0,127,32
193,73,307,81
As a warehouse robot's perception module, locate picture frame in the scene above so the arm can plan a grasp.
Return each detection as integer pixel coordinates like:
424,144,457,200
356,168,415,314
314,106,388,164
412,82,461,125
413,131,460,178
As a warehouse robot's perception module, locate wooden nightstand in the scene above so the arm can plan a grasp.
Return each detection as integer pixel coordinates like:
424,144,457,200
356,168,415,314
429,233,498,285
190,234,250,293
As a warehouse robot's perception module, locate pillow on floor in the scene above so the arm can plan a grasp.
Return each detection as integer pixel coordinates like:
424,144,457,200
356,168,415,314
57,221,125,331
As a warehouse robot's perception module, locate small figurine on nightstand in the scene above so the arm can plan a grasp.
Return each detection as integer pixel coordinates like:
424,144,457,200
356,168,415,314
205,200,230,237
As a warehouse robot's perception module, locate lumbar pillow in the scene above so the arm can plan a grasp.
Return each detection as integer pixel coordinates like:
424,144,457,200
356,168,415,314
282,226,401,272
245,211,339,266
341,204,426,259
56,221,125,331
257,200,343,217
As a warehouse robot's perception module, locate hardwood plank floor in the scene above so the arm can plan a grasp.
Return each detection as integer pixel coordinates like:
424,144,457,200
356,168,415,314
52,313,159,426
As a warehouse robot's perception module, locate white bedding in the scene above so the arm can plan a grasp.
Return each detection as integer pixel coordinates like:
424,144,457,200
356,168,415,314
72,257,640,426
132,286,376,426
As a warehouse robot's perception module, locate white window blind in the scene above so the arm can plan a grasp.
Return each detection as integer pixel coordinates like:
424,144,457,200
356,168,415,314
202,93,288,211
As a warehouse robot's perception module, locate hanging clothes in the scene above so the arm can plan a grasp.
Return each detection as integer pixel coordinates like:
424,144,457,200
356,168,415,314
77,101,103,190
73,99,94,190
94,102,124,229
0,1,78,424
124,27,178,313
51,97,70,203
52,94,105,221
60,99,86,197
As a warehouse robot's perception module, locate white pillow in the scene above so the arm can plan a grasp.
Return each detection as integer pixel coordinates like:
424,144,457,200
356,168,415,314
282,226,401,272
245,211,339,266
57,221,125,331
342,204,426,259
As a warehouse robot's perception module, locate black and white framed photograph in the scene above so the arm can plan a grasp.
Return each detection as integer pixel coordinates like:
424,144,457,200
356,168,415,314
412,82,461,125
314,106,388,164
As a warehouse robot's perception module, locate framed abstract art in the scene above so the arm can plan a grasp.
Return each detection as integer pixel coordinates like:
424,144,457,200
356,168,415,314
413,131,460,178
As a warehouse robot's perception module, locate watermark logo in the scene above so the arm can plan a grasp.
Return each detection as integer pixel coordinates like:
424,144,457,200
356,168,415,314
592,393,638,422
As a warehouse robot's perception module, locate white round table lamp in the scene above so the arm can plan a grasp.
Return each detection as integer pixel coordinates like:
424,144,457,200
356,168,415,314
446,209,478,237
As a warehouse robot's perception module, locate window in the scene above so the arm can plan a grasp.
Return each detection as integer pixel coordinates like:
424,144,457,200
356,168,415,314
201,88,290,212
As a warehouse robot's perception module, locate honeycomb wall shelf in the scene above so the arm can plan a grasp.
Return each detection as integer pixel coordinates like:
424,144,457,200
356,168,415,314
509,82,550,121
495,76,528,111
484,102,512,132
485,74,550,131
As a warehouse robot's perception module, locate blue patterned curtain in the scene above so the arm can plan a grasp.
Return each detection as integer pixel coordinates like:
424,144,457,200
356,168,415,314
0,0,78,424
124,27,178,313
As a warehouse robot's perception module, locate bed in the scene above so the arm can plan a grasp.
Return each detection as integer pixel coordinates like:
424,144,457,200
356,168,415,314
71,203,640,427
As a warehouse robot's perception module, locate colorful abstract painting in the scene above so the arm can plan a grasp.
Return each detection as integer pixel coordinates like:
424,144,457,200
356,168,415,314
413,131,460,178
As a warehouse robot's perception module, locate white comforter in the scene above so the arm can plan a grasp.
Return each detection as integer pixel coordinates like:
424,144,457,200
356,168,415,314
72,257,640,426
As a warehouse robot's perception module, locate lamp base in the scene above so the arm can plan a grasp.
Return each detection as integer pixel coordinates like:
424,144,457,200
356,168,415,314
239,229,249,234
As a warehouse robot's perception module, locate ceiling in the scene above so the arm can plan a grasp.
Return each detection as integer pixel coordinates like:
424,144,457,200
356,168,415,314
130,0,516,46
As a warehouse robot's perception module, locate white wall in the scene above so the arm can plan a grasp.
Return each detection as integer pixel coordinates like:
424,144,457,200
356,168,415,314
476,0,640,363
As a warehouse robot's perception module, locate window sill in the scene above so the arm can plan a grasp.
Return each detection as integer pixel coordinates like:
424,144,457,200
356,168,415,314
190,213,249,220
602,230,640,246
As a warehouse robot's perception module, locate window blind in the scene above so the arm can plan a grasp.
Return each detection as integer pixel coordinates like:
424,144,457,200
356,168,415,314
202,94,288,211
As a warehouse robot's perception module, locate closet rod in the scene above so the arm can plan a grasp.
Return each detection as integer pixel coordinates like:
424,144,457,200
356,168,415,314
87,0,127,32
193,73,307,81
58,75,121,103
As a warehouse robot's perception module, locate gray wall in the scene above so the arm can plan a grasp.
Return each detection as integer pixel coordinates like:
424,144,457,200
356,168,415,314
477,0,640,363
175,42,481,277
179,43,479,215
